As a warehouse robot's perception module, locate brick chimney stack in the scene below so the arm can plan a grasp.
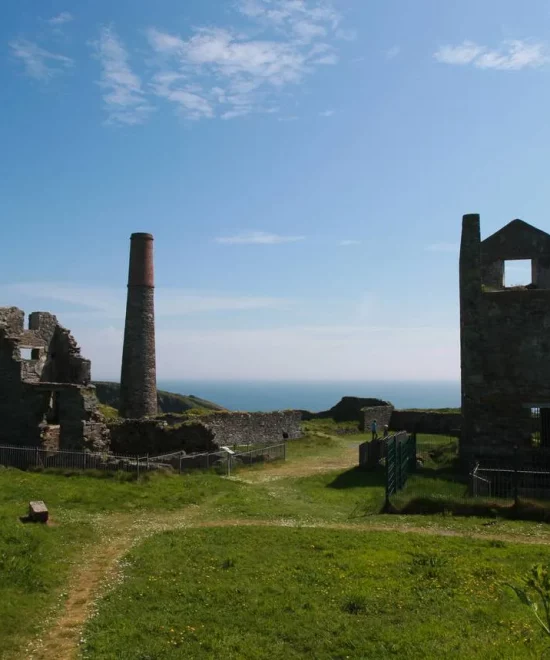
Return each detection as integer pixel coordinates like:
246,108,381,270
119,233,157,418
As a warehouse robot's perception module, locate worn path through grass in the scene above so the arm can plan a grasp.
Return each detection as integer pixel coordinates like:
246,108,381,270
26,439,363,660
22,434,550,660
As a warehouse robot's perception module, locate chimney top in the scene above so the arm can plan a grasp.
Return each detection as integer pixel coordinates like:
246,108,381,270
130,233,154,241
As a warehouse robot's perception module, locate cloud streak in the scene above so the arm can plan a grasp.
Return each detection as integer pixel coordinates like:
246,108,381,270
0,282,294,318
215,231,305,245
146,0,345,120
434,39,548,70
92,25,155,125
47,12,74,26
9,39,73,80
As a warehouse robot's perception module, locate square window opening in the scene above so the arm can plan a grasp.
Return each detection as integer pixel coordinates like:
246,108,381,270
20,348,33,360
504,260,532,288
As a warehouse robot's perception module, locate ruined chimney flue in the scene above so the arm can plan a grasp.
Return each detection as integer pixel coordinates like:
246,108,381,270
119,233,157,419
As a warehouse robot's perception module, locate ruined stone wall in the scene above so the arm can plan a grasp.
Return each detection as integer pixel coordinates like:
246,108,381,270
199,411,302,446
57,385,109,451
389,410,462,435
0,329,25,445
110,411,302,456
0,307,107,450
0,308,25,335
109,419,215,456
360,406,394,433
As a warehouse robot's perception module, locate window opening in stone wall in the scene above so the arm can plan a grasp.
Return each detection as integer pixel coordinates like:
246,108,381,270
31,348,40,360
282,432,289,439
541,409,550,448
504,260,532,288
45,392,60,425
20,348,33,360
531,407,541,447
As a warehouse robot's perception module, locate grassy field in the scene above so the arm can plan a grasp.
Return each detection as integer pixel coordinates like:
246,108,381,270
0,469,240,658
81,526,549,659
0,426,550,658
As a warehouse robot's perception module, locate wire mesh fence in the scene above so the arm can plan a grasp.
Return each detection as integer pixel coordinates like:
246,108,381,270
0,444,144,473
0,441,287,477
229,443,286,473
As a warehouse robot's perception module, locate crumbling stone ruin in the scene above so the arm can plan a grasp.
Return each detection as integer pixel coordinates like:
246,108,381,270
0,307,109,451
109,411,302,455
360,404,394,434
460,214,550,460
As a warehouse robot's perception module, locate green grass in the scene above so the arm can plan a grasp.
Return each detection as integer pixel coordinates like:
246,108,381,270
98,403,119,421
0,469,242,657
82,526,550,659
1,426,550,658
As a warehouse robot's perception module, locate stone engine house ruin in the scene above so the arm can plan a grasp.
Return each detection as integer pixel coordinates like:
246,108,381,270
0,307,109,451
460,214,550,460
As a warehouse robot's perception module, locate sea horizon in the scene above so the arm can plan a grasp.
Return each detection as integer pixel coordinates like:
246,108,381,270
154,380,461,413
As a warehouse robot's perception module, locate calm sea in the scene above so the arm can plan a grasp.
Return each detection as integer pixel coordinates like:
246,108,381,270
157,380,461,413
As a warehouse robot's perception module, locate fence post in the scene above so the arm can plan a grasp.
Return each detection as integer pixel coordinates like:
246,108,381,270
207,452,210,469
283,442,286,461
35,446,39,468
147,454,150,472
227,454,232,477
513,445,519,506
137,455,140,479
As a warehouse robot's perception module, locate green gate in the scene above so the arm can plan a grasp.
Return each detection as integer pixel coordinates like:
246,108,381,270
385,432,416,508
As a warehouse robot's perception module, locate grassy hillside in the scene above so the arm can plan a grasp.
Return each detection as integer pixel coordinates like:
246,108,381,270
93,381,226,414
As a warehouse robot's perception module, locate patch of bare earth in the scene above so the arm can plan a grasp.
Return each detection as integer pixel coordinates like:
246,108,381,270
238,444,360,482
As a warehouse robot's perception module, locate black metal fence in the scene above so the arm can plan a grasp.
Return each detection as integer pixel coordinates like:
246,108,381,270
228,443,286,475
0,442,287,477
470,462,550,501
0,444,146,473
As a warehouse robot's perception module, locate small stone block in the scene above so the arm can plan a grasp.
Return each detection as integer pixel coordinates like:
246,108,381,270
29,501,48,523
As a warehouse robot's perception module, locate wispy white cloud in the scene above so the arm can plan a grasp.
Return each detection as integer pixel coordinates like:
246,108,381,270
91,26,155,126
425,242,458,253
0,282,293,318
47,12,74,26
386,45,400,60
434,39,548,70
215,231,305,245
150,72,213,120
335,28,357,42
9,38,73,81
146,1,345,120
319,109,334,117
339,239,361,246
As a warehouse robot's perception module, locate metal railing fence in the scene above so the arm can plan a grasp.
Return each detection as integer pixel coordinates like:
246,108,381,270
0,441,287,477
470,462,550,502
0,444,144,473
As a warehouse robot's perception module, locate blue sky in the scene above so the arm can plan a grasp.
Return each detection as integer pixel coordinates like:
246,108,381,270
1,0,549,381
